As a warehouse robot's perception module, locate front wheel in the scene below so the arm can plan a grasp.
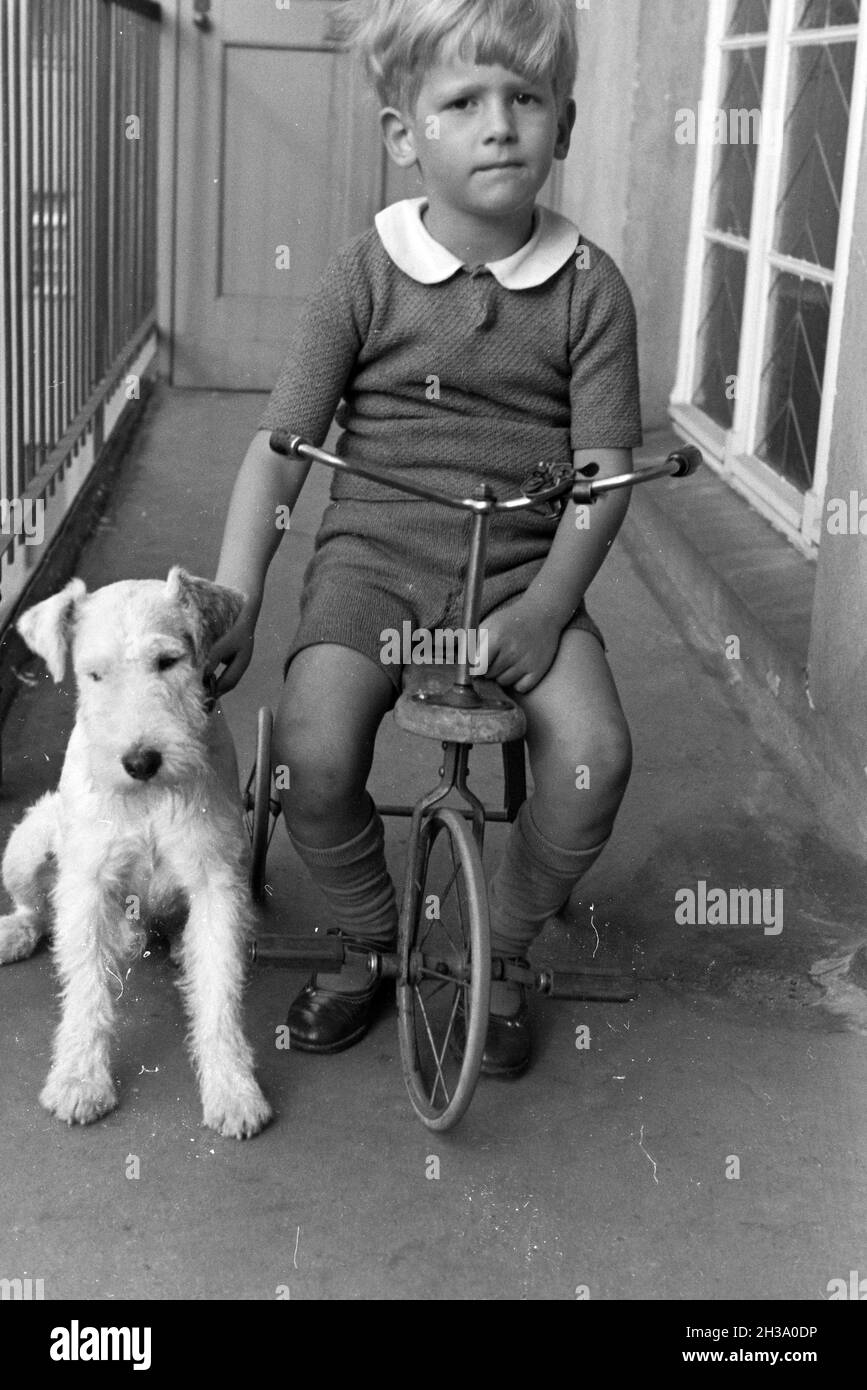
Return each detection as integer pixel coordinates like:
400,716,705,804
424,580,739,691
397,807,490,1131
246,707,274,903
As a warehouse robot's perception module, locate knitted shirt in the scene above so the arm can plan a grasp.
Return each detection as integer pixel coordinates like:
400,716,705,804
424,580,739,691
259,198,643,506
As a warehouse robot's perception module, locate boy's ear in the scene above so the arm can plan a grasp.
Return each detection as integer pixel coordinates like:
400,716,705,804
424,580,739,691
380,107,420,169
554,98,577,161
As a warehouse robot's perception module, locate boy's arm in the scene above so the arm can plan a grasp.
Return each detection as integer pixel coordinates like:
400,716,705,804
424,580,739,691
207,430,311,691
521,446,632,625
214,429,310,605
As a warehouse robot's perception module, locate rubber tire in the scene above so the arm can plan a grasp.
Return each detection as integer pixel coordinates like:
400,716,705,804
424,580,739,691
397,806,490,1131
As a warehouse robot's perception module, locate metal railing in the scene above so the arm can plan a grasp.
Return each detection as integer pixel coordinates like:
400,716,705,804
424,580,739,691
0,0,160,599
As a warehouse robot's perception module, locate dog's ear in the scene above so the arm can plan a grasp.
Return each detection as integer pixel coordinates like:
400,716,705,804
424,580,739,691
166,567,247,661
16,578,88,683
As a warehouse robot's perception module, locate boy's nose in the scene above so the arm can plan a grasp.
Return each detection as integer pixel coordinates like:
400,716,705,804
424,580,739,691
482,98,518,142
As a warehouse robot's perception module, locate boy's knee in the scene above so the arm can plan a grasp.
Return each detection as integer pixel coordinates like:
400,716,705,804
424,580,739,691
551,716,631,805
589,717,632,792
274,715,358,802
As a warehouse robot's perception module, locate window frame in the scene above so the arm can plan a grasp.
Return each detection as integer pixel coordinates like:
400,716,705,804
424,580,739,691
671,0,867,555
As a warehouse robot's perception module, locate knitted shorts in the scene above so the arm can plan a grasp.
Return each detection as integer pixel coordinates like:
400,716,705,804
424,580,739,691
284,498,606,696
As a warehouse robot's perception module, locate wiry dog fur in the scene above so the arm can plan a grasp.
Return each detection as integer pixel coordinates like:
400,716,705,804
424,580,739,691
0,567,272,1139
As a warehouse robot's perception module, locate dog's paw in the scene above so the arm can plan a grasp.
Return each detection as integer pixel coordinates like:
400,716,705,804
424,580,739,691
0,911,44,964
40,1068,118,1126
202,1079,273,1140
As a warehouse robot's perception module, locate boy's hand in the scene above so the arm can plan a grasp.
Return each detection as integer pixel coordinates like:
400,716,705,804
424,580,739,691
474,598,562,694
204,605,259,695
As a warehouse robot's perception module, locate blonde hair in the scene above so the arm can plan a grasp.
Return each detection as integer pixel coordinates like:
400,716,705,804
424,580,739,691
327,0,579,113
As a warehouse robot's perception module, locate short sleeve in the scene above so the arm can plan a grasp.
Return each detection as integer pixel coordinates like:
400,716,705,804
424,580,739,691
569,245,643,451
257,243,368,445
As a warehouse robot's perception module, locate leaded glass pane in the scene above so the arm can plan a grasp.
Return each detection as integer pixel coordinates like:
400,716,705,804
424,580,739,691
692,242,748,428
755,271,830,488
774,41,855,266
708,48,765,236
797,0,860,28
727,0,771,34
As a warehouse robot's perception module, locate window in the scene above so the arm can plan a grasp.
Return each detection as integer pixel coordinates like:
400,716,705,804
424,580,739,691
672,0,866,552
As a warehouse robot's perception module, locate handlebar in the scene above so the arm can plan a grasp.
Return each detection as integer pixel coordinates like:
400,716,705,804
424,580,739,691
269,429,702,515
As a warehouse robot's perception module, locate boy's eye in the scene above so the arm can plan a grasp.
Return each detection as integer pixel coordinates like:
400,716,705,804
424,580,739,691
157,654,181,672
514,92,540,105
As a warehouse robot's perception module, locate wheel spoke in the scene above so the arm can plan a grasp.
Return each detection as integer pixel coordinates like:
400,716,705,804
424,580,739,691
413,985,451,1107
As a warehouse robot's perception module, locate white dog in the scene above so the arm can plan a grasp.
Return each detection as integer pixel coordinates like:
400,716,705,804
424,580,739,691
0,567,272,1139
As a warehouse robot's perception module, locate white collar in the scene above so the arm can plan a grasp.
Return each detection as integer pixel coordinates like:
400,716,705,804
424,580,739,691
375,197,580,289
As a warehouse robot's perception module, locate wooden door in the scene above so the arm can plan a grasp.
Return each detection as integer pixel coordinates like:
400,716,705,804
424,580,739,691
172,0,384,388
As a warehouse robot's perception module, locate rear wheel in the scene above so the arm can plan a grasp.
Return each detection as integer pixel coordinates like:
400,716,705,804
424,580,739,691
397,807,490,1131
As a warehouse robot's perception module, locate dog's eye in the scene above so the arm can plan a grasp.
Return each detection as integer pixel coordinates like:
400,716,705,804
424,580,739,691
157,654,180,672
88,672,102,683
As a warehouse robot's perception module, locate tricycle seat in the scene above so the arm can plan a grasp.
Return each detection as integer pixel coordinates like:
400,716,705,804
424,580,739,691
395,665,527,745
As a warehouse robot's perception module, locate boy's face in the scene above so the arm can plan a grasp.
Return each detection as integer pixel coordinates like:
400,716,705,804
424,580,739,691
383,53,575,221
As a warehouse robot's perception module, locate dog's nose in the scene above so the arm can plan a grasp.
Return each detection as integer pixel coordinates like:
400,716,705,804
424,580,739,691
121,747,163,781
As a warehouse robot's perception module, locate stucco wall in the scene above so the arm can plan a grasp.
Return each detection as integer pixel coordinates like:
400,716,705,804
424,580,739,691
807,107,867,764
558,1,640,267
622,2,707,431
560,1,705,431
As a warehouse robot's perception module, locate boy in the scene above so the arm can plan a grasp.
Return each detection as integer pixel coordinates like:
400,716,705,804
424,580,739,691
208,0,642,1077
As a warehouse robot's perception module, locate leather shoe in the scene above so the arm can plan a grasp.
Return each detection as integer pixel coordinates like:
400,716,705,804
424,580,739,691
286,974,390,1054
452,988,531,1078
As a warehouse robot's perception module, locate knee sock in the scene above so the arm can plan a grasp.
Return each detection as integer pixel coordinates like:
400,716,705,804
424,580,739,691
287,800,398,953
488,799,609,960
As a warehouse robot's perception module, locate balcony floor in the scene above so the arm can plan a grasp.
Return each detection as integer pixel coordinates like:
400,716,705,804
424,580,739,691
0,383,865,1301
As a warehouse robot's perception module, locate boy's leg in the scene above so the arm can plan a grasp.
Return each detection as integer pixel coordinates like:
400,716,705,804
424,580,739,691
488,628,632,1017
273,644,397,1041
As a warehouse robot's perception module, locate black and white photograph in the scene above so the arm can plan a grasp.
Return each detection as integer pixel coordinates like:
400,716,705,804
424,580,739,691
0,0,866,1332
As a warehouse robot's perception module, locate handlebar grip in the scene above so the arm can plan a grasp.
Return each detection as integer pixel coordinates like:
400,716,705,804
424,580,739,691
571,480,596,506
666,445,703,477
269,429,302,458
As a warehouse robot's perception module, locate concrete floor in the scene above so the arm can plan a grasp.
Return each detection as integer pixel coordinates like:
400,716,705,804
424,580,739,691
1,384,865,1300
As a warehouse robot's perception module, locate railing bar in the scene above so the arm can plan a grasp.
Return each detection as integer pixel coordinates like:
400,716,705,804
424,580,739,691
19,0,32,508
0,3,12,508
7,0,21,509
42,0,53,462
85,0,95,395
119,7,125,358
62,0,71,438
146,18,157,310
52,0,61,447
35,0,47,478
96,0,108,382
108,9,117,365
1,5,9,510
123,11,132,346
29,0,38,482
114,4,121,354
51,0,60,449
71,0,81,421
135,13,144,333
46,0,56,452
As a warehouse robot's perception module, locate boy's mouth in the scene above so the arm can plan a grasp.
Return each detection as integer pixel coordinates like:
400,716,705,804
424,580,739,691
474,161,525,173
